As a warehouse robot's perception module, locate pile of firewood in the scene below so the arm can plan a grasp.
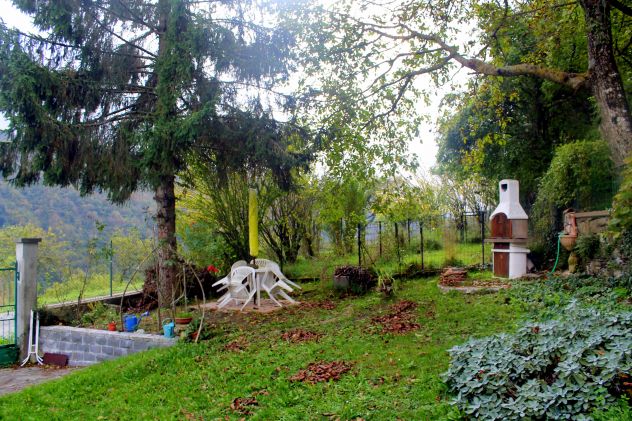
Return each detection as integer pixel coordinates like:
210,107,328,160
439,267,468,286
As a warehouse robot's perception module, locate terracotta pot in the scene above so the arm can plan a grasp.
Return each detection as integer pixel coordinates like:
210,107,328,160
560,235,577,251
107,322,117,332
175,317,193,325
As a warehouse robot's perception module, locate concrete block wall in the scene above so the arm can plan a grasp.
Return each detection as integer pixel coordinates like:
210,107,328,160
39,326,176,366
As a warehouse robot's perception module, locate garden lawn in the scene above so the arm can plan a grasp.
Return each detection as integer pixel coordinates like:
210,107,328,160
0,277,521,420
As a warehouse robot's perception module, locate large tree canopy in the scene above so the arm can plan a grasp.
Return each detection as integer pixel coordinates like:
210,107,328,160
289,0,632,166
0,0,312,306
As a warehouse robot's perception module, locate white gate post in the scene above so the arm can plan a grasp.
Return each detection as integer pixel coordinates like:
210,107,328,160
16,238,41,361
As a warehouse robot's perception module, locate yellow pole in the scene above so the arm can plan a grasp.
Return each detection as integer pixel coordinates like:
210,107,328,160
248,188,259,258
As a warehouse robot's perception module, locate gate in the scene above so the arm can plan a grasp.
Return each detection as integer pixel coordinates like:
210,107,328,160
0,262,18,365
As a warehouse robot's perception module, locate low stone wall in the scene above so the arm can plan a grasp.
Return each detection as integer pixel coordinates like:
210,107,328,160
39,326,176,366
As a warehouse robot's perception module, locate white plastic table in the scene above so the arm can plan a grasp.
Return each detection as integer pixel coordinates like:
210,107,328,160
253,267,273,308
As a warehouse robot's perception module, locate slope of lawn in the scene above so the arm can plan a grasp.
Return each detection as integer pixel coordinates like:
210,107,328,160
0,278,522,420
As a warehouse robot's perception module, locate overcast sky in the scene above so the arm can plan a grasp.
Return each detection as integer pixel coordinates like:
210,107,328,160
0,0,471,175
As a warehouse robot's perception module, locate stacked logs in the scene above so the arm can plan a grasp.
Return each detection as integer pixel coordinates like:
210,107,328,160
439,267,468,286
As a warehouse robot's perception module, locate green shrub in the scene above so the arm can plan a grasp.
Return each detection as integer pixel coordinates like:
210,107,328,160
532,140,616,243
575,234,602,264
610,157,632,234
425,239,442,251
443,256,463,268
443,304,632,420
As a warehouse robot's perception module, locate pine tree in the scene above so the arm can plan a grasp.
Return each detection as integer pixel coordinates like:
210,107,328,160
0,0,309,306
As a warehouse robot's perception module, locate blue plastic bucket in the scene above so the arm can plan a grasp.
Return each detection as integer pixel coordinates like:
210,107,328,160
124,314,139,332
163,319,175,338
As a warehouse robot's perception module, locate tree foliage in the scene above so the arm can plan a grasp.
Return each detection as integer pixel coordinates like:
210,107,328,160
287,0,632,169
532,140,616,237
0,0,312,304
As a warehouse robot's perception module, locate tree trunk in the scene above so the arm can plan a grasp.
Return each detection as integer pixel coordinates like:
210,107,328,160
581,0,632,166
154,175,177,309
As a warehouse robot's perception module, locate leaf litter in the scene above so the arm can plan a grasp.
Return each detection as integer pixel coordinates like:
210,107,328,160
289,361,353,384
371,300,421,334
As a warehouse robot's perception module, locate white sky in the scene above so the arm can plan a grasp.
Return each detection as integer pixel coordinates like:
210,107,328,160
0,0,471,175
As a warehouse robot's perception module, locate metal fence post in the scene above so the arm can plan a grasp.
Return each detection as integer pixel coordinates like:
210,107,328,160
394,222,401,270
357,223,362,267
378,221,382,258
109,240,113,297
420,220,424,270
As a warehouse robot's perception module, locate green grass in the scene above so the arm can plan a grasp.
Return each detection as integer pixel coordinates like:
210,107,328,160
0,277,521,420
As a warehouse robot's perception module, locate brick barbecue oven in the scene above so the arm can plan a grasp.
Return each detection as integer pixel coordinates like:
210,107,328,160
488,180,529,279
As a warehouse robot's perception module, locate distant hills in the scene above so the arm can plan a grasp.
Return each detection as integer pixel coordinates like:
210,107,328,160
0,180,156,243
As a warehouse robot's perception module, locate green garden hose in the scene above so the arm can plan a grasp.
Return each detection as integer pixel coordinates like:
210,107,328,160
550,232,563,275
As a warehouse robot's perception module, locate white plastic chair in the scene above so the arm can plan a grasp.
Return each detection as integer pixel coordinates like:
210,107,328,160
259,271,295,306
253,258,302,290
217,266,257,311
212,260,249,293
231,260,248,270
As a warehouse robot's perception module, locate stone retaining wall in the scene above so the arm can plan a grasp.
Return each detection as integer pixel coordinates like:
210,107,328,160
39,326,176,366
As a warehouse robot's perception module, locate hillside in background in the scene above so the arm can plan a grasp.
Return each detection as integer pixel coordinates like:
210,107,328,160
0,180,156,243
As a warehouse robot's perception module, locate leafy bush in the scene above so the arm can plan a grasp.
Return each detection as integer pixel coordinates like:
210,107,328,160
443,256,464,268
532,141,616,244
424,239,442,251
443,304,632,420
575,234,602,264
610,157,632,234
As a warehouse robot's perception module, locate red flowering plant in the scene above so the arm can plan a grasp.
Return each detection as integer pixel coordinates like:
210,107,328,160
206,264,219,274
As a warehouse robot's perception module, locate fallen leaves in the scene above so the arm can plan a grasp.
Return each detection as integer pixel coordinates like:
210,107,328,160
289,360,353,384
281,329,322,343
300,300,337,310
371,300,421,334
230,397,258,415
224,337,249,352
229,390,268,416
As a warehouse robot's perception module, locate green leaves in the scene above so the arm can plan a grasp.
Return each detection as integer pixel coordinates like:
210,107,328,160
443,303,632,420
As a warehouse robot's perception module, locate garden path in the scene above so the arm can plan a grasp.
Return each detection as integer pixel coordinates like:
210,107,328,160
0,366,78,396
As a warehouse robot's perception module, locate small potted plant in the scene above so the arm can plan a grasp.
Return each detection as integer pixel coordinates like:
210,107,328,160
175,312,193,325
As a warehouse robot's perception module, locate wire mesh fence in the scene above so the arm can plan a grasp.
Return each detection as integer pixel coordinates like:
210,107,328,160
37,240,150,306
316,214,493,271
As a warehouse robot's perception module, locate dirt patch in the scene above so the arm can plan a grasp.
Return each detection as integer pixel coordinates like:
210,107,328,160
289,360,353,384
371,300,421,334
300,300,337,310
281,329,322,343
